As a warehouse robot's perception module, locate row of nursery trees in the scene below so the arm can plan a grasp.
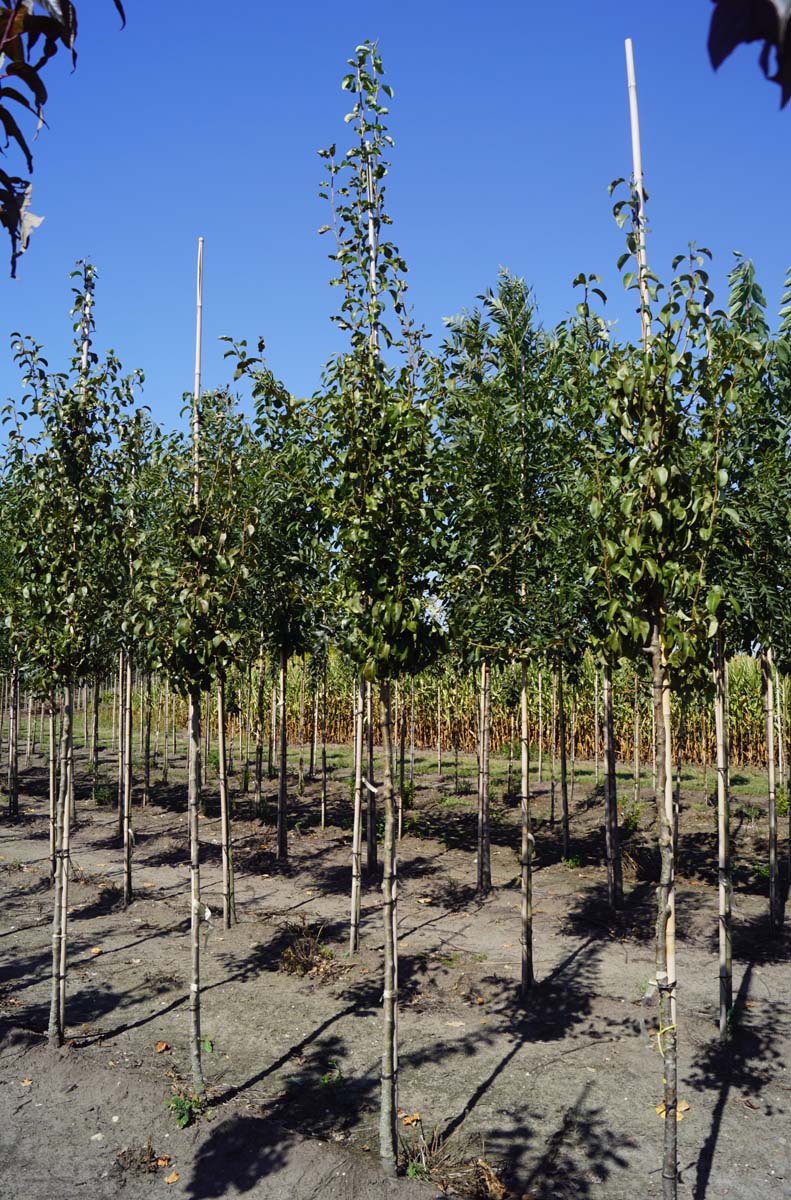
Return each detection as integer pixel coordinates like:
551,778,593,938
3,43,791,1199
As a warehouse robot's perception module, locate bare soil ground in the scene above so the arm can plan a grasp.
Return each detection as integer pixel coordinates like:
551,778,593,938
1,744,790,1200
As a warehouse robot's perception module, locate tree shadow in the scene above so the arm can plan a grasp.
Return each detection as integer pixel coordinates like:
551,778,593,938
185,1114,298,1198
685,954,789,1200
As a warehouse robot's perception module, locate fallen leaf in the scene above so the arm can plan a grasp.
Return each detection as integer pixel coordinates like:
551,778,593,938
656,1100,689,1122
742,1098,759,1110
157,1155,171,1168
89,947,102,956
165,1169,180,1184
21,1077,32,1087
501,942,513,948
155,1041,170,1054
402,1112,421,1126
476,996,484,1005
416,897,432,905
142,882,154,889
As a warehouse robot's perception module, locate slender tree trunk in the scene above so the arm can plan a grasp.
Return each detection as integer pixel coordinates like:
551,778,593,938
507,711,514,800
537,668,543,784
268,673,276,781
298,660,305,797
277,649,289,862
90,675,100,776
321,657,328,829
48,702,56,879
603,662,623,908
6,663,18,818
48,682,72,1047
350,674,365,954
761,648,780,933
409,677,415,790
594,670,600,790
714,638,732,1040
116,651,125,843
398,680,407,835
254,652,265,817
550,669,557,826
558,662,569,857
143,673,152,805
217,676,234,929
651,616,678,1200
187,684,205,1095
633,673,641,804
123,654,133,907
162,679,170,786
477,661,492,895
309,671,318,781
378,679,399,1175
436,681,442,780
520,662,534,996
366,679,377,874
24,690,32,768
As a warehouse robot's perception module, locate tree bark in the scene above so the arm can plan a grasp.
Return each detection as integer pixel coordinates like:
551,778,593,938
378,679,399,1174
6,663,18,818
651,616,678,1200
277,649,289,863
761,647,780,933
349,674,365,954
48,682,72,1047
558,661,569,857
603,662,623,908
366,679,377,874
477,660,492,895
122,653,133,907
217,676,234,930
188,685,205,1096
520,662,534,996
714,637,731,1039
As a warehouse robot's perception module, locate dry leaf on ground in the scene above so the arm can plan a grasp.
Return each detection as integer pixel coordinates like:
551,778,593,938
20,1077,32,1086
165,1169,180,1184
155,1041,170,1054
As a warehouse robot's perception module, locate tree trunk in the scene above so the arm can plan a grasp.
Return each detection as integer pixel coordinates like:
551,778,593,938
378,679,399,1174
550,668,557,826
594,670,600,789
309,671,318,781
188,685,205,1096
123,653,133,907
90,675,100,777
714,638,731,1040
116,650,125,843
603,662,623,908
268,673,276,781
349,674,365,954
277,649,289,863
366,679,377,874
48,682,72,1047
437,681,442,780
48,702,56,879
217,676,234,930
321,657,328,829
520,662,534,996
162,680,170,786
143,673,152,805
254,652,265,817
6,663,18,818
537,668,543,784
633,673,641,805
558,661,569,857
477,660,492,895
761,647,780,933
298,659,305,797
651,616,678,1200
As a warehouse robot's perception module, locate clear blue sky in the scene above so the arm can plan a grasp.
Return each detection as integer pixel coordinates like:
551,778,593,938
2,1,789,429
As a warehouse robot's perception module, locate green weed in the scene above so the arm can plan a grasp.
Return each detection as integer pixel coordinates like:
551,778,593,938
165,1091,204,1129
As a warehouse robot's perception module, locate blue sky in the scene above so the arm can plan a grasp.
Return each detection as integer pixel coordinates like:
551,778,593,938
2,1,789,429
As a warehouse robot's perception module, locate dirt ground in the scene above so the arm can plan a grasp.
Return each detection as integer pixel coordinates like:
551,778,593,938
1,745,790,1200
